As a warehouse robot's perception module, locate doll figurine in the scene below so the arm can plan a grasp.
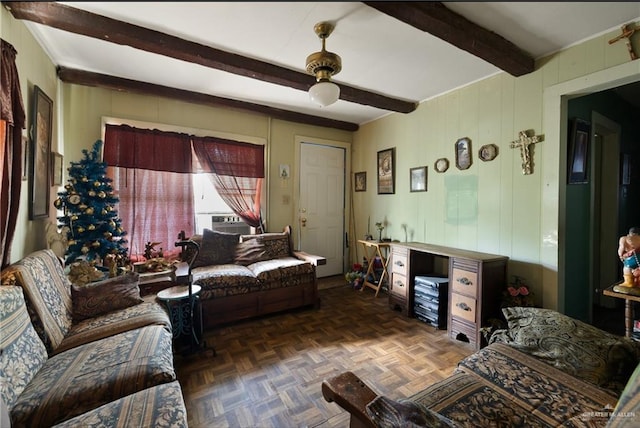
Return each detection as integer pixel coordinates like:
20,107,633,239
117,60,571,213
618,227,640,286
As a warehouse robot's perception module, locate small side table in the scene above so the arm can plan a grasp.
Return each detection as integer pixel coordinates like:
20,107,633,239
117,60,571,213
157,285,203,346
358,240,391,297
138,269,176,296
603,282,640,339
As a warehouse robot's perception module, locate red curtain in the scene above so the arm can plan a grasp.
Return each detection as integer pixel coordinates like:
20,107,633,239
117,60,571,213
104,124,194,260
1,40,26,268
104,124,192,172
192,136,265,230
109,167,194,260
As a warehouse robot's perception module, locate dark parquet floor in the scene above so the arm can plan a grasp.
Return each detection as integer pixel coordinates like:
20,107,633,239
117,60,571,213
175,277,474,428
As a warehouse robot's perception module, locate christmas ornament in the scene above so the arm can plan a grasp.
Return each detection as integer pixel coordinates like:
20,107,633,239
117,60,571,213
87,224,96,231
88,190,96,197
85,207,94,215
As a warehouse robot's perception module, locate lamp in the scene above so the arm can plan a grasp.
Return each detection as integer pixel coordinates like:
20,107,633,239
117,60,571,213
306,22,342,107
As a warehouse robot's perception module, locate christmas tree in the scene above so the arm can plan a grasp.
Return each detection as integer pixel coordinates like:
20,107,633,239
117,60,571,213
54,140,128,265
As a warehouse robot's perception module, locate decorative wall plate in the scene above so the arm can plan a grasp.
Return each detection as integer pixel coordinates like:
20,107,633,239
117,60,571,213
478,144,499,162
434,158,449,173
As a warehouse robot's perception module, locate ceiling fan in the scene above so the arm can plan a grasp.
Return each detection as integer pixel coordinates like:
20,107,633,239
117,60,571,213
305,22,342,107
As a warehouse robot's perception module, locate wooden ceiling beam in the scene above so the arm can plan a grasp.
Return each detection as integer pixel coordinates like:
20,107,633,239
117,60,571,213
364,2,535,77
57,67,359,132
4,1,417,114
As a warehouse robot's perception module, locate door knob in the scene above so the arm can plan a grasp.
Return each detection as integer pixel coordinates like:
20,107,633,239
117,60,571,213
301,217,307,227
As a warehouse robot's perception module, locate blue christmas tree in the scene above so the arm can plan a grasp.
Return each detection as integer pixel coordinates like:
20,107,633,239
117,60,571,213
54,140,128,265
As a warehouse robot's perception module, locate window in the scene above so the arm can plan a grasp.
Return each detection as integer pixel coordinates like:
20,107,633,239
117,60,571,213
103,122,265,260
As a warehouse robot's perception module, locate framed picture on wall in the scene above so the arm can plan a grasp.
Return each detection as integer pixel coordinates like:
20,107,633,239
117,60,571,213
410,166,427,192
568,118,590,184
455,137,472,170
29,86,53,220
354,171,366,192
377,148,395,194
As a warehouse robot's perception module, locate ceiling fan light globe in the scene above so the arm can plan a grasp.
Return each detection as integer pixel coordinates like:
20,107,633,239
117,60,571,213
309,81,340,107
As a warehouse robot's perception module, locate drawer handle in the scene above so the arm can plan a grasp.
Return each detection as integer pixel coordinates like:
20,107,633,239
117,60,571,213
456,302,472,311
394,260,404,267
457,277,473,286
394,280,404,287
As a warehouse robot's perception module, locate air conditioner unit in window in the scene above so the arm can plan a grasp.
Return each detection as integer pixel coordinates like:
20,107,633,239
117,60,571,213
211,216,250,235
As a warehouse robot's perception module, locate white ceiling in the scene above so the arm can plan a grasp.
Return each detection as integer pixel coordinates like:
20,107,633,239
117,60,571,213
21,2,640,126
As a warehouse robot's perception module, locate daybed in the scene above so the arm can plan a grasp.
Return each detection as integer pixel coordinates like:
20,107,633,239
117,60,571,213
0,249,187,427
322,306,640,428
183,225,324,329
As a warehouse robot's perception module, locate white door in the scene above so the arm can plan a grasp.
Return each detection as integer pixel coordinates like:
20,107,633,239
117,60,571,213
298,142,345,277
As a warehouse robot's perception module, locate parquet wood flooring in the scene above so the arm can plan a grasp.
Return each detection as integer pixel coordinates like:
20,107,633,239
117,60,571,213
175,277,474,428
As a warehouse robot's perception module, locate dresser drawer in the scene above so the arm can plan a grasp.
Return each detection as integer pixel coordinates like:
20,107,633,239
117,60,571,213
450,292,476,323
391,251,408,276
451,268,478,298
390,272,408,298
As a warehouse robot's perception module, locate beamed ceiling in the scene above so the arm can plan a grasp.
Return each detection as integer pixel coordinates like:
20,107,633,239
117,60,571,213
4,2,640,131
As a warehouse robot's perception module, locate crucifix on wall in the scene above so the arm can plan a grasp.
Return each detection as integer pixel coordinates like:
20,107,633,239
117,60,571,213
510,130,544,175
608,22,639,61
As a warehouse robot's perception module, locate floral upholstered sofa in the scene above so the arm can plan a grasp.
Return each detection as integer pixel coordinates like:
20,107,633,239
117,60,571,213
183,225,323,329
0,249,187,427
322,307,640,427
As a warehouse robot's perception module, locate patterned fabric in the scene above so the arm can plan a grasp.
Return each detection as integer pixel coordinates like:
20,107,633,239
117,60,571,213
242,232,291,259
0,286,48,410
193,264,261,299
410,343,618,427
71,272,144,321
54,297,171,355
366,395,456,428
0,249,74,354
490,307,640,394
606,362,640,427
192,229,240,268
235,239,267,265
10,325,175,427
51,381,188,428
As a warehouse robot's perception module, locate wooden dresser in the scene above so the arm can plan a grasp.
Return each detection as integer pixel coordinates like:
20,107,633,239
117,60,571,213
390,242,508,350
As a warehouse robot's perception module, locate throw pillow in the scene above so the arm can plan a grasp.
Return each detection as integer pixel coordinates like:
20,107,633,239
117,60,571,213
192,229,240,268
491,306,640,394
71,272,143,321
235,239,267,265
366,395,456,428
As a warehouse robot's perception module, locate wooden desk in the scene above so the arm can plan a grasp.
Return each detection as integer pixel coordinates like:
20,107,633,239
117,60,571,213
391,242,508,350
603,283,640,338
358,240,392,297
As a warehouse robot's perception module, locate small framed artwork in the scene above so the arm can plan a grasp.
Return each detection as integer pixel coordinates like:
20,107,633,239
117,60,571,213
410,166,427,192
29,85,53,220
52,153,63,186
434,158,449,173
478,144,498,162
21,134,29,181
455,137,472,170
568,118,590,184
377,147,395,194
621,154,631,185
354,171,367,192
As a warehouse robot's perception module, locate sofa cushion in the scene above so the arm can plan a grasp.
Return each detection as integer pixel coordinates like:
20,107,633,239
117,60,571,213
0,286,48,411
10,325,175,427
242,231,291,259
366,395,455,428
193,229,240,268
51,381,188,428
606,361,640,427
71,272,144,321
54,295,171,355
193,264,261,299
235,239,267,265
490,307,640,395
0,249,74,354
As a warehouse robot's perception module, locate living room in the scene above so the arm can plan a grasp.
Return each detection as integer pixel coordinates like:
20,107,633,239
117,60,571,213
2,2,640,427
